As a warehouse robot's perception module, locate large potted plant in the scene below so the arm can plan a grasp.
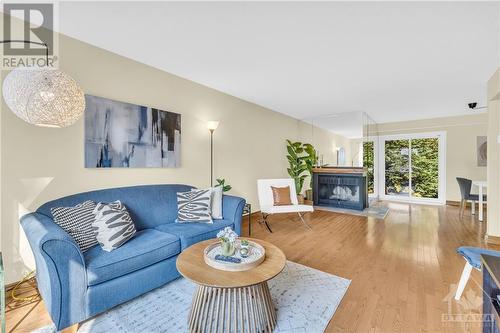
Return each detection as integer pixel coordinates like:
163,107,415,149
286,140,308,203
303,143,318,201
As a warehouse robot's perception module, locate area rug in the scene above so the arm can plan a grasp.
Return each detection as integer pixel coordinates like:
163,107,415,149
33,261,350,333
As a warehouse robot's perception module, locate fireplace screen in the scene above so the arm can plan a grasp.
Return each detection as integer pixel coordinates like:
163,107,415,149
326,184,360,202
314,174,367,210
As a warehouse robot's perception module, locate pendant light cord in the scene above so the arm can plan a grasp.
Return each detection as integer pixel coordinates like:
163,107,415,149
0,40,50,64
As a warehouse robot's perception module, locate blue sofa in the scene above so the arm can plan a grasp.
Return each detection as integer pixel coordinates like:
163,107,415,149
21,184,246,330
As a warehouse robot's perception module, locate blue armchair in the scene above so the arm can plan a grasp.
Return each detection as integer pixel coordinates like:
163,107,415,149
21,184,245,330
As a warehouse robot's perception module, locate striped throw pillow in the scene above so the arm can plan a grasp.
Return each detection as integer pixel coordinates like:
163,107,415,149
176,189,213,223
191,186,223,219
51,200,99,252
92,201,136,252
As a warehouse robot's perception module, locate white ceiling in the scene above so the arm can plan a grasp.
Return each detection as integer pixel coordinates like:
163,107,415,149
51,2,500,126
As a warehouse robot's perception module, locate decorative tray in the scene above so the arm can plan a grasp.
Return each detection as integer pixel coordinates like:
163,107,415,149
204,240,266,272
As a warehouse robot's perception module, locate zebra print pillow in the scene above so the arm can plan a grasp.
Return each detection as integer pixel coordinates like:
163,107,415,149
176,189,213,223
191,186,223,219
92,200,136,252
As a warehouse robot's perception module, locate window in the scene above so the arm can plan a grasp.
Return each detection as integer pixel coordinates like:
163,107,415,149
378,132,446,204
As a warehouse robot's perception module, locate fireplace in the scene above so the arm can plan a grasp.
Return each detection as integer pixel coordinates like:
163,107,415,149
313,169,368,211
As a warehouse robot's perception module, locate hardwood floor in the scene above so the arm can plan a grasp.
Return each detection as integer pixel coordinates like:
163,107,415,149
256,202,494,333
6,202,498,332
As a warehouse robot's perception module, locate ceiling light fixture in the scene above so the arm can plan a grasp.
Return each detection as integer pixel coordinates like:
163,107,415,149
1,40,85,128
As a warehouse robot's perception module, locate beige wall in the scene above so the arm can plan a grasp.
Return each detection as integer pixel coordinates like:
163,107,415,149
376,114,488,202
487,68,500,237
0,31,352,283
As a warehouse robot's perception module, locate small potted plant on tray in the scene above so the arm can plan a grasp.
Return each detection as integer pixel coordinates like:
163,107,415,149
217,227,238,256
239,239,251,258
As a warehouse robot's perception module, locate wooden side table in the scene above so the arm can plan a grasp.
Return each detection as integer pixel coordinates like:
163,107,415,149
176,238,286,333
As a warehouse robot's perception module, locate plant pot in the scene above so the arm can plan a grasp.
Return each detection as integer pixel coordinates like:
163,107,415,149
221,240,235,256
297,194,305,204
239,244,251,258
305,189,313,201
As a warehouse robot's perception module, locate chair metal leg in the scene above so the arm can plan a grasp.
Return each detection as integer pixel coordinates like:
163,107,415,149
297,212,312,230
260,213,273,233
455,261,473,300
459,199,465,218
471,200,476,215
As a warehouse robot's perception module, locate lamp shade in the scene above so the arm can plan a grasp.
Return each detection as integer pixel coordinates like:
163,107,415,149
207,120,219,131
2,67,85,128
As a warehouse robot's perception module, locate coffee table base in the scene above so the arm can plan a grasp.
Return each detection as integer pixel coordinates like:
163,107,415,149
188,282,276,333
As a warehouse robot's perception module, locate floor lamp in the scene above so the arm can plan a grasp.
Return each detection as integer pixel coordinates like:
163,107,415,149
207,121,219,187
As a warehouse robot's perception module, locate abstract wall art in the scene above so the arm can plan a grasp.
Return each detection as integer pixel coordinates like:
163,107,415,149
85,95,181,168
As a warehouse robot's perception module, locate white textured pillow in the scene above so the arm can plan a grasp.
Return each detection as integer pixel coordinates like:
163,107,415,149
210,186,223,219
191,186,223,219
177,189,213,223
92,201,136,252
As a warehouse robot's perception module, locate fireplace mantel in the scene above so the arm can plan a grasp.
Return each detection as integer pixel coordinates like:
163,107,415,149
312,167,367,175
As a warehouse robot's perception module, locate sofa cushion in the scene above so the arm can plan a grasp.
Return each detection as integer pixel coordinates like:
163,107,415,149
84,229,180,286
155,219,234,250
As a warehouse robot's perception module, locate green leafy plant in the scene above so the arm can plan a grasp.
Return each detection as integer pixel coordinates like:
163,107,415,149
303,143,318,188
286,140,308,195
216,178,232,192
363,141,375,194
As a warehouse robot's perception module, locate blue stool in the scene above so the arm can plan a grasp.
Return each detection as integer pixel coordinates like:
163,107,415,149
455,246,500,300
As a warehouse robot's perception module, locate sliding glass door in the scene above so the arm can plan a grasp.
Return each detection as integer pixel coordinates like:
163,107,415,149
411,138,440,199
384,139,410,197
379,132,445,204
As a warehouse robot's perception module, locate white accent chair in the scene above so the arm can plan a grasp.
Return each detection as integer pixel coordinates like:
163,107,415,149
257,179,314,232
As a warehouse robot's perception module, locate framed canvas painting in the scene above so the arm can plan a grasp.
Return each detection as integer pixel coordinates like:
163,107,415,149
477,136,487,167
85,95,181,168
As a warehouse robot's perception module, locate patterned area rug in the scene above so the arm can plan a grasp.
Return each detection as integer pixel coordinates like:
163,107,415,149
34,261,350,333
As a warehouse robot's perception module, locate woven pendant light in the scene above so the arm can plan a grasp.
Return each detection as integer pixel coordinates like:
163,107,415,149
2,67,85,128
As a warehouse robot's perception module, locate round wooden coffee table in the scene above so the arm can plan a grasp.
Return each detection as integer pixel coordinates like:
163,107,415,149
176,237,286,333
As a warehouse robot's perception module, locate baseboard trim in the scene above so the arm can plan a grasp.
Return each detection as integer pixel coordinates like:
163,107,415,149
486,234,500,245
446,200,487,208
244,211,261,219
5,281,17,291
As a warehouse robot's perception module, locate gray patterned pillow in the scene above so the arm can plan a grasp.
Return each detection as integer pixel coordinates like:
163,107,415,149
51,200,99,252
92,200,136,252
176,189,213,223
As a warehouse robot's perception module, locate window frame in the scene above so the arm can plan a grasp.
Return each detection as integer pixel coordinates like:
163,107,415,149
376,131,447,205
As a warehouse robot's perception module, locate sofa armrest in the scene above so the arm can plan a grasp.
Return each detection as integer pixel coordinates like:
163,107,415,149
222,195,246,235
20,212,88,330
